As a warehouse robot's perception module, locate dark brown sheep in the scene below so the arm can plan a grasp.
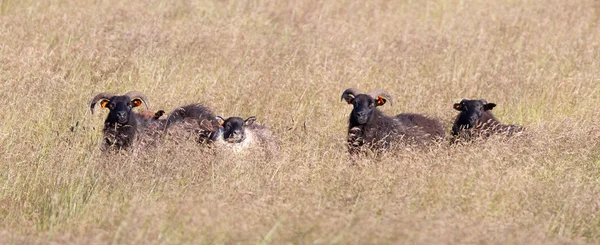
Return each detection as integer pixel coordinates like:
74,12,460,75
341,88,445,155
90,91,165,150
452,99,524,140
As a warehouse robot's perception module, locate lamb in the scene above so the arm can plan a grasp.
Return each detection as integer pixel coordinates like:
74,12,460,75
214,116,279,154
90,91,165,150
452,99,524,140
341,88,445,155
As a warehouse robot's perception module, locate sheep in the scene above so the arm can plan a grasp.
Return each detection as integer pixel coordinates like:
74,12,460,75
214,115,279,154
451,99,524,140
91,92,223,150
341,88,445,155
90,91,164,150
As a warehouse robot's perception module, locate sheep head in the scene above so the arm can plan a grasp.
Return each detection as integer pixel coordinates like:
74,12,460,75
90,91,150,125
341,88,393,125
452,99,497,131
216,116,256,143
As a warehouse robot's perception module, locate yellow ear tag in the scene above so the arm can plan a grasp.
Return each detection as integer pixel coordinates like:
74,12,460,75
100,101,109,108
377,96,385,105
132,99,142,107
219,121,224,126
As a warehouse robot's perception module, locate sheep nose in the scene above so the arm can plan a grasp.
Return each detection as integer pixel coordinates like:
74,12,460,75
232,130,241,136
117,111,127,119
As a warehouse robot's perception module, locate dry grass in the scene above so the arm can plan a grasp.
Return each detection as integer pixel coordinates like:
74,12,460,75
1,0,600,244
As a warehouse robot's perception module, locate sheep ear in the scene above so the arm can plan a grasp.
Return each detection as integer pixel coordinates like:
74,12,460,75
245,116,257,126
100,100,110,108
453,103,463,111
131,99,143,108
215,116,225,126
376,96,387,106
483,103,496,111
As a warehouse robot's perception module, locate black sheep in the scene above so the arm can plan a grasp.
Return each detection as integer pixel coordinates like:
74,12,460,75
341,88,444,155
90,91,164,150
452,99,524,140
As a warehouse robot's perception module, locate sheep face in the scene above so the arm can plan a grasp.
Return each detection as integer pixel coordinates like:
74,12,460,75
343,94,388,125
100,95,144,125
452,99,496,134
216,116,256,143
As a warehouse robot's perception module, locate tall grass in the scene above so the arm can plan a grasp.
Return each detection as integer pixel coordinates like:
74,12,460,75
1,0,600,244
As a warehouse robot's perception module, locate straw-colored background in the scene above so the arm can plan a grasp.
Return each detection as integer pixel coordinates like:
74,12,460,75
1,0,600,243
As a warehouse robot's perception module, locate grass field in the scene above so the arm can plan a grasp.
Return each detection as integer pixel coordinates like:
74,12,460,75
1,0,600,244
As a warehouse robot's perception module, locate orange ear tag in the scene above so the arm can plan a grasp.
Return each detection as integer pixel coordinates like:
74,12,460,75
132,100,142,107
377,96,385,105
454,104,462,110
100,101,109,108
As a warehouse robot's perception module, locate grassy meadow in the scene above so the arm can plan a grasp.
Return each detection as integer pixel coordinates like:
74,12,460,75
1,0,600,243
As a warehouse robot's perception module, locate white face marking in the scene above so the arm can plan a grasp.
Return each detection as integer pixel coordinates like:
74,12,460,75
216,128,254,153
